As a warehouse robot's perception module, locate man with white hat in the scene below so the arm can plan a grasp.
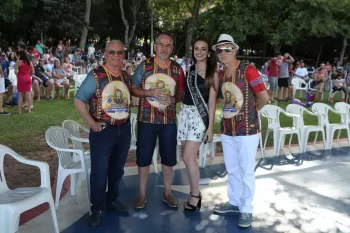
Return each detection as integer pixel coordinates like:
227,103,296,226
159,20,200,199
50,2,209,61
212,34,269,227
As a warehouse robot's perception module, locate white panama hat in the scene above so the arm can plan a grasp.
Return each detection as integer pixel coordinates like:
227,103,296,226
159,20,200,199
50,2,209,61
212,34,239,51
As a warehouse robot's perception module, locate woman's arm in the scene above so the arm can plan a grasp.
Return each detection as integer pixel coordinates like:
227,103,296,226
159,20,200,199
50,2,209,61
15,60,20,75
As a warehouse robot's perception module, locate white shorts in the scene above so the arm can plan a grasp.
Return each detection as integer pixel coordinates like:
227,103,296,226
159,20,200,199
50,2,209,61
0,77,5,94
56,78,69,84
177,104,206,142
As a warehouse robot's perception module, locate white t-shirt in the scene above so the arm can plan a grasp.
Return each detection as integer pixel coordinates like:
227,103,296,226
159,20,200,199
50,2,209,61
88,46,95,57
295,67,308,78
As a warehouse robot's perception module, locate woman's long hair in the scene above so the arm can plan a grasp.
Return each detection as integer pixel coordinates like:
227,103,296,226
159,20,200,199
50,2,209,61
191,38,217,92
18,50,30,65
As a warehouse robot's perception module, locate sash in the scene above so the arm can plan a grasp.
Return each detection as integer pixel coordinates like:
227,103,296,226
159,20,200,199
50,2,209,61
187,65,209,129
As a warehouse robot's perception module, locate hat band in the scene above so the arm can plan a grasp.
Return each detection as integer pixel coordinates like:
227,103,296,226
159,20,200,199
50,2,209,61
217,40,234,44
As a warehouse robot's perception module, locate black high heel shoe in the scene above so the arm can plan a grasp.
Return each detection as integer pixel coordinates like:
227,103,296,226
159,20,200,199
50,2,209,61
183,192,202,212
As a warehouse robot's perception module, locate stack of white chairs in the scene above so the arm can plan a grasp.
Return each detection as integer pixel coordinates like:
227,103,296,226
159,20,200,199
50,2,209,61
260,105,301,156
45,127,90,209
312,103,350,150
0,145,59,233
73,74,87,96
286,104,326,152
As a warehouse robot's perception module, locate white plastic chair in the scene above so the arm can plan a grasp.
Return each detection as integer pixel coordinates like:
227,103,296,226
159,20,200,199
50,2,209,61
312,103,350,150
45,127,90,209
129,113,159,173
0,145,59,233
286,104,326,152
62,120,90,189
62,120,90,152
73,74,87,96
51,78,70,99
291,78,308,98
260,105,301,156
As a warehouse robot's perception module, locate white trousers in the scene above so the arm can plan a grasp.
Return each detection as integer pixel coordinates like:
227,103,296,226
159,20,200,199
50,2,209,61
221,133,260,213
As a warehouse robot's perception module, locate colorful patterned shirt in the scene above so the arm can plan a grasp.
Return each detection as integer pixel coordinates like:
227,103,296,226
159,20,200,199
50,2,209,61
75,65,132,126
132,57,185,124
219,61,266,136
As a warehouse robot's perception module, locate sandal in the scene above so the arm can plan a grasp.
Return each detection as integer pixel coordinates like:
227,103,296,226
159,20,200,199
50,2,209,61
183,192,202,212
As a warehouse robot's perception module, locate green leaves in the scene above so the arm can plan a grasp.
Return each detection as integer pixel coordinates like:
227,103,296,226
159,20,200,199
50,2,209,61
0,0,22,23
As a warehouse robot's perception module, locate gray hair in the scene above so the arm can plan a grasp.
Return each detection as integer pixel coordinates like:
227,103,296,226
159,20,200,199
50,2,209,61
105,40,125,51
155,33,173,45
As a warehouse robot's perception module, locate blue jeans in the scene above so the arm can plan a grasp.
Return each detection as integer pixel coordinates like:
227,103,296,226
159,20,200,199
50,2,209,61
89,121,131,212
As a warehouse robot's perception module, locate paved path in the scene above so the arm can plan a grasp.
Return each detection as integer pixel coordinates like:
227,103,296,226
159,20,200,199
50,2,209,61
19,142,350,233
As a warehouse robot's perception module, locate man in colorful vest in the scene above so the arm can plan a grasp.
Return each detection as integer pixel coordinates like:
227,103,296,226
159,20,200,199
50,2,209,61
132,32,185,209
74,40,132,227
212,34,269,227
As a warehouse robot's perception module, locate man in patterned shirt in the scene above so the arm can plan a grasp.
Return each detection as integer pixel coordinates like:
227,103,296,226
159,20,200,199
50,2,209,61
211,34,269,227
132,32,185,209
75,40,132,227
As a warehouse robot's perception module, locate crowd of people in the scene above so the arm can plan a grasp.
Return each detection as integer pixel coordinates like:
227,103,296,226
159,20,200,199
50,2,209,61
262,53,350,102
74,32,269,228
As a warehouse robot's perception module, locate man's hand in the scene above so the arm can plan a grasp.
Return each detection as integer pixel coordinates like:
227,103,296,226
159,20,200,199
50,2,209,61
158,94,175,106
151,88,167,98
88,121,106,132
204,127,214,144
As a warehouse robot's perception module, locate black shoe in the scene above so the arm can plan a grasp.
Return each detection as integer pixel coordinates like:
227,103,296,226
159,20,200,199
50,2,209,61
107,199,128,212
5,101,14,107
183,192,202,212
0,111,10,116
88,211,103,227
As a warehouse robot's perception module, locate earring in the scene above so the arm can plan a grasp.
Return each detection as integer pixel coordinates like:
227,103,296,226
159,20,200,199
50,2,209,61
208,54,211,58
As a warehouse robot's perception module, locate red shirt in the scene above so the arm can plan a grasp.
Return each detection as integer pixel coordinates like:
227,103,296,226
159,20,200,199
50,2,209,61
30,49,40,59
269,58,279,77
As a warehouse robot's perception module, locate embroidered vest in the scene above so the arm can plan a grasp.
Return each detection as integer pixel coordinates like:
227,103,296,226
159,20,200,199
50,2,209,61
219,62,260,136
89,65,131,126
138,57,182,124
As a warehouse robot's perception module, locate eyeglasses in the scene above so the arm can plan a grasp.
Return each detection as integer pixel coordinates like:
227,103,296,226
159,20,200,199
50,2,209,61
107,50,124,56
1,54,5,57
216,47,234,54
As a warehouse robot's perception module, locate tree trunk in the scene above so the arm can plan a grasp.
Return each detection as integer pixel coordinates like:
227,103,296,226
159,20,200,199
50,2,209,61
120,0,140,48
186,0,201,57
315,43,323,67
273,43,282,54
79,0,91,49
339,36,348,66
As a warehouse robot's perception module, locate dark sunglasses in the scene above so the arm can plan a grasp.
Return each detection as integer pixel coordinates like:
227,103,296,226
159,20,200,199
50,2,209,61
216,47,234,54
1,54,5,57
107,50,124,56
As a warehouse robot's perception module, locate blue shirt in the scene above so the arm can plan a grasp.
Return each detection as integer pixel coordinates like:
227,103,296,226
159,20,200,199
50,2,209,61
132,62,144,88
75,72,96,102
1,60,9,77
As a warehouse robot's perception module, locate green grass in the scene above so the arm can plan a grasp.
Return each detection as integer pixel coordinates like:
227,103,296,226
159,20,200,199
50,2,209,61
0,90,346,154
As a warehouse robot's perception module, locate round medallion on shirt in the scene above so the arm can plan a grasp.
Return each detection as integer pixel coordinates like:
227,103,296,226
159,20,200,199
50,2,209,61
101,81,130,120
221,82,244,119
145,73,176,109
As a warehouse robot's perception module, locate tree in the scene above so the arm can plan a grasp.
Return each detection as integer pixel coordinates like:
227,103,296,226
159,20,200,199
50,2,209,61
119,0,141,47
0,0,22,23
79,0,92,49
186,0,201,56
